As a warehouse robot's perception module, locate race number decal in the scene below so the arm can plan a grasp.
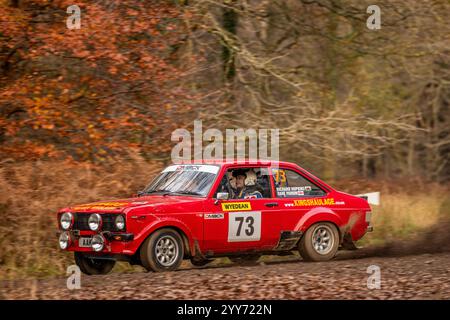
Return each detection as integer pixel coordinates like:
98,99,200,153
228,211,261,242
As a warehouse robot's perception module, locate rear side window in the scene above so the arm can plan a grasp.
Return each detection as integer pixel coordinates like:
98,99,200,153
272,168,326,198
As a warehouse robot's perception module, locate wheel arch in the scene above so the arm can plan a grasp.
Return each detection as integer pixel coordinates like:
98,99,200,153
134,221,193,258
295,208,344,243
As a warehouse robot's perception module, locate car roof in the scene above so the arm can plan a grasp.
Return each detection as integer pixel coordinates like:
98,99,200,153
178,159,296,167
171,159,334,192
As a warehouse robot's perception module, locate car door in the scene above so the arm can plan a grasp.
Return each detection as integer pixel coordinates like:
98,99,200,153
202,166,280,254
270,167,329,232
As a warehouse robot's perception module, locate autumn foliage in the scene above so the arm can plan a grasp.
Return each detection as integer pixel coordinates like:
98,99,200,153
0,0,450,280
0,0,195,161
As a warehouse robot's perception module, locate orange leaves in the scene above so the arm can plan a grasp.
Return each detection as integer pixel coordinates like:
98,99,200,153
29,96,59,127
126,9,139,17
108,66,118,75
140,55,154,63
0,0,195,162
75,50,91,58
41,124,55,130
0,141,59,160
110,53,127,63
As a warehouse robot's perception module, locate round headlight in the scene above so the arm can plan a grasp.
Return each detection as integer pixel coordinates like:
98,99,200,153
60,212,73,230
115,215,125,230
59,232,71,250
91,234,105,252
88,213,102,231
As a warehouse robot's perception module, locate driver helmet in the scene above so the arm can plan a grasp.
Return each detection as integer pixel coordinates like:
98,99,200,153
244,169,257,186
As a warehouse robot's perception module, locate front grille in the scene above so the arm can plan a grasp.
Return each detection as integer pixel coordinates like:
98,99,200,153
73,213,124,232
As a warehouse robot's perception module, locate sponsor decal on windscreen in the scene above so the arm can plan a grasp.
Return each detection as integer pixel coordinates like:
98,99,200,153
162,164,219,174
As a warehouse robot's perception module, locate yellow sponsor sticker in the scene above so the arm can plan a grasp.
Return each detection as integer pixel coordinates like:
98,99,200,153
221,202,252,211
293,198,335,206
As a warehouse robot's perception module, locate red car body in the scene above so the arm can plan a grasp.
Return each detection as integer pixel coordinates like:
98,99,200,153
57,160,372,269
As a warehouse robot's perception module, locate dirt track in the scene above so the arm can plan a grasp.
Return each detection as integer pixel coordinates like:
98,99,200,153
1,250,450,300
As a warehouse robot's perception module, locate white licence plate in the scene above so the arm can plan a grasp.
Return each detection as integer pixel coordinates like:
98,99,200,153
79,237,92,248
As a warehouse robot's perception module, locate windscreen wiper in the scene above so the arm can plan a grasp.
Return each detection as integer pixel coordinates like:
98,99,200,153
173,191,203,196
141,189,174,195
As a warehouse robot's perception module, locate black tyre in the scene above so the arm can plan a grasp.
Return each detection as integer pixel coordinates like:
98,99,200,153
74,252,116,275
229,254,261,265
140,228,184,272
298,222,339,262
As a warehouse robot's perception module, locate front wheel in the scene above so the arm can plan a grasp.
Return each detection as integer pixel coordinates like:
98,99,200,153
298,222,339,262
140,228,184,272
74,252,116,275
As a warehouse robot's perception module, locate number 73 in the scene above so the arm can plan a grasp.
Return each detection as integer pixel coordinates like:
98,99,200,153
235,216,255,236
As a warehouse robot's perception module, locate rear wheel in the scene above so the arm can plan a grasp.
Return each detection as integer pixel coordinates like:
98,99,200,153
298,222,339,262
140,228,184,272
74,252,116,275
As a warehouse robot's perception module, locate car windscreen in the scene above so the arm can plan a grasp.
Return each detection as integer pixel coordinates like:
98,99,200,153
143,164,219,197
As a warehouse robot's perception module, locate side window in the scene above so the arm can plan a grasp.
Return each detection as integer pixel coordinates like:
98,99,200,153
272,168,326,198
214,168,272,199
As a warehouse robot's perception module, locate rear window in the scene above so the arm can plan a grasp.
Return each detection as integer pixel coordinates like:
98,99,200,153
272,168,326,198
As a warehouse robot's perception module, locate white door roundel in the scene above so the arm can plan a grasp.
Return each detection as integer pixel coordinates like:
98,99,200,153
228,211,261,242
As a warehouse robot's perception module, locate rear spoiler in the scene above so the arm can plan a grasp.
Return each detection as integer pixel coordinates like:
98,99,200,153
355,192,380,205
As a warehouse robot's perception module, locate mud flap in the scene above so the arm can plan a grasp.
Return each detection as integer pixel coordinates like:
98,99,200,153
274,231,303,251
192,239,208,259
340,233,358,250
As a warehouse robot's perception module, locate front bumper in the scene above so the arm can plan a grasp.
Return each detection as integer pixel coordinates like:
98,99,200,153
57,230,134,254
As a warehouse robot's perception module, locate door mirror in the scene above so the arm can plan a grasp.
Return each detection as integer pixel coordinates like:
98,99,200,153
216,192,229,200
136,190,145,197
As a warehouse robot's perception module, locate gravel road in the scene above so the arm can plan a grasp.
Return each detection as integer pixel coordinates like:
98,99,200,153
1,250,449,300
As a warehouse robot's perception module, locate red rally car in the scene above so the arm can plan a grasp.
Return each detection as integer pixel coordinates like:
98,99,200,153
57,160,373,275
